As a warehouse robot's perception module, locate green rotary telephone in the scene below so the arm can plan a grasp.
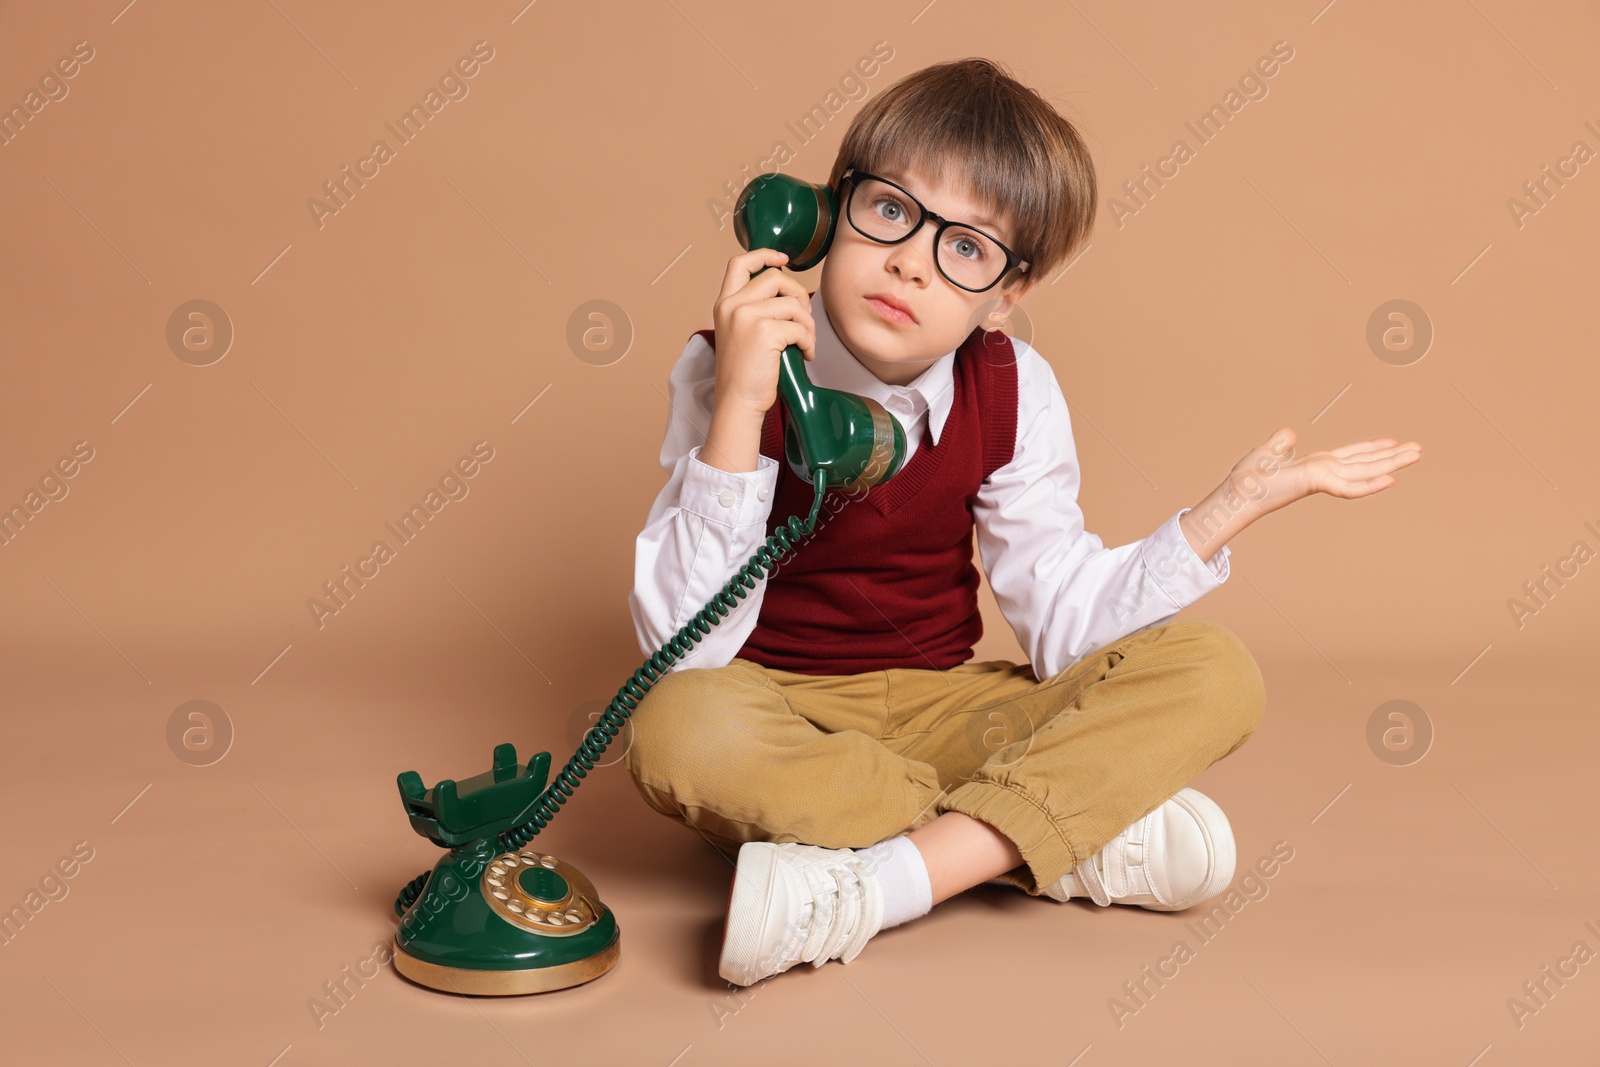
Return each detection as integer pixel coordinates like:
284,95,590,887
390,171,907,994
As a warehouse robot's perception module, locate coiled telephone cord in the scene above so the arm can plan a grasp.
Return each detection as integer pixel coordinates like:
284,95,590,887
395,473,830,917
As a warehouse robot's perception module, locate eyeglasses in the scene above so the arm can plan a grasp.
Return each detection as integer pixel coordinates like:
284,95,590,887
841,169,1030,293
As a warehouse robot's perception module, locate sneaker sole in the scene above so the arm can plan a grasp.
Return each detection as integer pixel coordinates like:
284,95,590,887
1138,787,1237,912
718,842,782,986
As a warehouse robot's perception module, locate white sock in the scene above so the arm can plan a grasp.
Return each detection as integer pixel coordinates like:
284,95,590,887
857,835,933,929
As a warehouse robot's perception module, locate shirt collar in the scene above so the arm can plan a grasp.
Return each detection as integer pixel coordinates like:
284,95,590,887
807,288,958,447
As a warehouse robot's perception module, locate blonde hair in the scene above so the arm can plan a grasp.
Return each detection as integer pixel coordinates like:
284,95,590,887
827,57,1097,287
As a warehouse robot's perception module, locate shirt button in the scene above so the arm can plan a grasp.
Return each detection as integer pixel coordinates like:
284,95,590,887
717,488,736,508
757,487,770,501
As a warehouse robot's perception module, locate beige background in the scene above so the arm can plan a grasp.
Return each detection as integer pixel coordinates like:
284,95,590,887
2,1,1596,1063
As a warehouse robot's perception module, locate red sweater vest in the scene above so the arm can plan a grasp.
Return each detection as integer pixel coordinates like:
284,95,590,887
687,323,1019,675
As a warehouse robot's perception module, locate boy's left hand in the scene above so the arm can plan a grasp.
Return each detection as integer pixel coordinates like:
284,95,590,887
1228,426,1423,519
1179,426,1423,566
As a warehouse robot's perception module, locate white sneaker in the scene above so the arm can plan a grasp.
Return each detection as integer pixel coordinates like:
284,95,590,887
718,841,885,987
1043,787,1236,911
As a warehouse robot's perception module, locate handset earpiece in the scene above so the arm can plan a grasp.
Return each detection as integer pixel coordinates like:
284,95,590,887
733,172,838,271
733,173,906,492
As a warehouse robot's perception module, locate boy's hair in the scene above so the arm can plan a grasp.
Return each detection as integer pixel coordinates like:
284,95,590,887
827,57,1097,288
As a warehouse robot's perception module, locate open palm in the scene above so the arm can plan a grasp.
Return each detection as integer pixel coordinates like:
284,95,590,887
1231,427,1423,516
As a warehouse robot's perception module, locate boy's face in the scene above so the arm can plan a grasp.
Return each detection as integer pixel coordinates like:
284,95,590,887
819,161,1036,387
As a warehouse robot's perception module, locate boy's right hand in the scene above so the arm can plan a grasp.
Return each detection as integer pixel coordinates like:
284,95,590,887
710,248,816,420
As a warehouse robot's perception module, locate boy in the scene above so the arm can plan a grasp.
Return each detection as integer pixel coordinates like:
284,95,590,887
625,57,1422,987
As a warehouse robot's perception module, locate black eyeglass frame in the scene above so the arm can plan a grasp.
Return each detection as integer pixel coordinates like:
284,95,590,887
840,168,1031,293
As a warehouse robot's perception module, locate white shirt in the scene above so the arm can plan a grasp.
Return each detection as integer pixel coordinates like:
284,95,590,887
629,288,1230,683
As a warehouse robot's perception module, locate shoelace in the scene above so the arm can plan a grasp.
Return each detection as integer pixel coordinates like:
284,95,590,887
797,856,883,966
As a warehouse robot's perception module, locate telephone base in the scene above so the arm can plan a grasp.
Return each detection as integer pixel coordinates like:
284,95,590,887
393,840,621,996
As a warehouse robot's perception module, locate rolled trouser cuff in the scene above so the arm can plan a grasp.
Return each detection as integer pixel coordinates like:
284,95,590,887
939,778,1083,895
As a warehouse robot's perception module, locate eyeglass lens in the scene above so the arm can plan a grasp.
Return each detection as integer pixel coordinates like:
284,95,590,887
848,176,1010,291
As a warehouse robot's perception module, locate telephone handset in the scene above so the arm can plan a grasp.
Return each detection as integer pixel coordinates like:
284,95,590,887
732,173,907,491
388,173,906,996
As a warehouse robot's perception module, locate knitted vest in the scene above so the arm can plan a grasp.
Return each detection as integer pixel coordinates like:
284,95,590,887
688,321,1019,675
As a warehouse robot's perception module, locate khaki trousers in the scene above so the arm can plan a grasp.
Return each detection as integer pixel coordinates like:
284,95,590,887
623,619,1266,895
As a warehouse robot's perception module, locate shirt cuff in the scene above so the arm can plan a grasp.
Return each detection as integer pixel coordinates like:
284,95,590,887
1141,507,1231,609
679,445,780,527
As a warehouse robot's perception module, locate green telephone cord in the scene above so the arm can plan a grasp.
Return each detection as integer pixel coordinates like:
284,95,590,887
394,471,831,916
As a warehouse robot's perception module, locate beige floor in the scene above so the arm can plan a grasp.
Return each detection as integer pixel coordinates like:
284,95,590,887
2,648,1593,1065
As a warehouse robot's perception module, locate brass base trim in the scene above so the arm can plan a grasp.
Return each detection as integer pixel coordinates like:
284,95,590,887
392,935,620,996
842,399,898,491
